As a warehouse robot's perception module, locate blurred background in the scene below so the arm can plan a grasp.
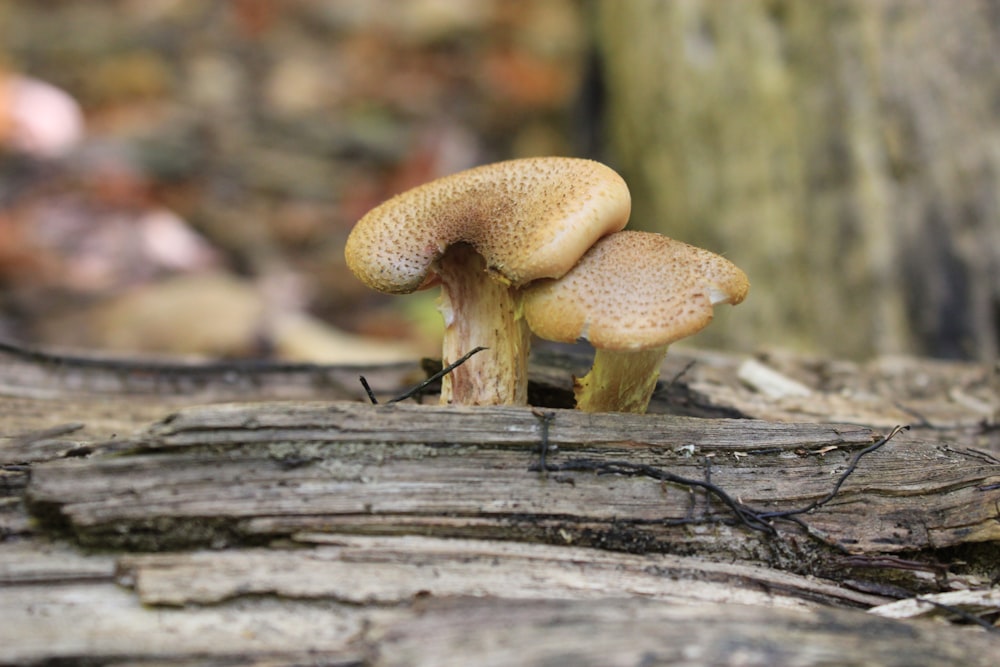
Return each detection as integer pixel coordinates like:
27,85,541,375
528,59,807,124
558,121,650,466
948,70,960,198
1,0,998,364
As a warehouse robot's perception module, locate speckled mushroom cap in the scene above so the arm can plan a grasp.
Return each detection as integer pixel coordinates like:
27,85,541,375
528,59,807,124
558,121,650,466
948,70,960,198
523,231,749,350
344,157,631,293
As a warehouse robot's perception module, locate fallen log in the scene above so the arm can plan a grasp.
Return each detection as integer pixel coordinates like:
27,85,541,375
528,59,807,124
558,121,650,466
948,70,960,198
25,401,1000,591
2,537,998,667
4,344,1000,664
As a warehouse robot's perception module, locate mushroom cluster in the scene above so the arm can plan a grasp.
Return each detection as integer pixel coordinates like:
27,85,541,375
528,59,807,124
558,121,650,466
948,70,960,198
345,157,748,413
345,157,631,406
523,231,748,413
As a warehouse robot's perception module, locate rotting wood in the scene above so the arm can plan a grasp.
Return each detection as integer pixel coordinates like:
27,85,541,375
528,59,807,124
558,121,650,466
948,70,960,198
1,536,996,667
0,539,116,585
139,399,875,451
0,338,422,402
0,578,377,666
6,337,1000,430
3,574,998,666
24,401,1000,588
369,596,1000,667
870,588,1000,625
117,534,889,609
4,346,1000,664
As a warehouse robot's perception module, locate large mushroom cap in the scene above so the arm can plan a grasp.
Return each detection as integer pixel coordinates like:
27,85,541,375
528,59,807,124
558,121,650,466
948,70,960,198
524,231,749,350
344,157,631,293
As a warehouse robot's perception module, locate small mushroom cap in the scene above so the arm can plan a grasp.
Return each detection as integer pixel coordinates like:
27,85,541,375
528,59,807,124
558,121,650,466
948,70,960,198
344,157,631,293
523,231,749,350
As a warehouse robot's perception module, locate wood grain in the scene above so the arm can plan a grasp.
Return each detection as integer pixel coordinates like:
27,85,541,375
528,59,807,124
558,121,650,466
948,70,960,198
4,349,1000,664
26,402,1000,565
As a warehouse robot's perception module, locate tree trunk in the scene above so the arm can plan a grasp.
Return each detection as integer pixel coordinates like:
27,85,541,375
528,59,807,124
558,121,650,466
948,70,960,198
597,0,1000,361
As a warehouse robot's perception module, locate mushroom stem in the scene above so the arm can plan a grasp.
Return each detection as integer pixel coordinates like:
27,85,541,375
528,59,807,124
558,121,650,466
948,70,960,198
435,243,531,406
573,346,669,413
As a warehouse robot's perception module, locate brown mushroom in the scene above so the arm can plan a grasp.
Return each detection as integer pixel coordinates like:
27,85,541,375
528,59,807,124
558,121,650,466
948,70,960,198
523,231,749,413
344,157,631,405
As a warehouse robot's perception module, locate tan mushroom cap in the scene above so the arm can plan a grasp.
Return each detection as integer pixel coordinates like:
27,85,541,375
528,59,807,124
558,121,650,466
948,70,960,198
344,157,631,293
524,231,749,350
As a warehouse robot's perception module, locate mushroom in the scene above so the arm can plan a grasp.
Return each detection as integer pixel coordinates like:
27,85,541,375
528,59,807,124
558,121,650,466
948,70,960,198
523,230,749,413
344,157,631,406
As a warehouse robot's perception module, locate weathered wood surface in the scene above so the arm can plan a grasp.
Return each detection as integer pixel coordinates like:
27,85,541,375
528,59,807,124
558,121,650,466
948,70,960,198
24,401,1000,566
5,340,998,429
364,596,1000,667
3,344,1000,664
117,534,887,609
2,537,998,667
4,579,999,666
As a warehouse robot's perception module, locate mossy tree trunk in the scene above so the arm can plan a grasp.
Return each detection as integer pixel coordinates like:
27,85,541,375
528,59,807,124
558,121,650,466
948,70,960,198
597,0,1000,361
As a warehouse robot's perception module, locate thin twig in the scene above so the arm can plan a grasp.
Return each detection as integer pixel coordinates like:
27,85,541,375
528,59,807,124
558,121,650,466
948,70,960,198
534,457,776,535
759,424,910,520
357,346,489,405
0,338,328,374
532,424,910,541
667,360,697,387
912,597,1000,633
387,346,488,404
359,376,378,404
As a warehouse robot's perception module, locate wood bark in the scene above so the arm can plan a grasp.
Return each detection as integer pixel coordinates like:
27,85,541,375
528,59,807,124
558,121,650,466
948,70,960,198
2,344,1000,664
597,0,1000,361
23,401,1000,566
